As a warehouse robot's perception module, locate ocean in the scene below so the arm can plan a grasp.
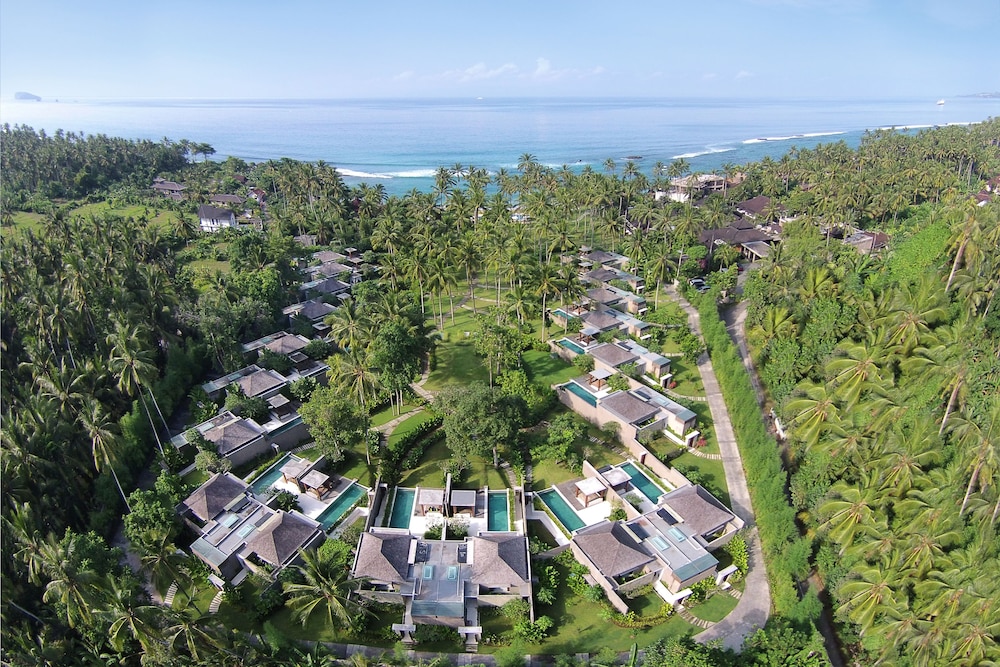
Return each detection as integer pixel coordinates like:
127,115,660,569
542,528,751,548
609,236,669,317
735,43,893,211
2,96,997,196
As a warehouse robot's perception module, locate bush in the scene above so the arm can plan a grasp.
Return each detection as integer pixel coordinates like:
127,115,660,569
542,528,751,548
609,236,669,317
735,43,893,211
413,624,459,645
273,490,301,513
573,353,595,372
724,533,749,580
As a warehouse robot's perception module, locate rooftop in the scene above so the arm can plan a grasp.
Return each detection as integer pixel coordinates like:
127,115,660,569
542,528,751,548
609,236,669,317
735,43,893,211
573,522,654,578
354,531,413,583
599,391,659,426
235,368,287,398
659,485,736,538
245,510,322,567
589,342,639,368
181,472,250,523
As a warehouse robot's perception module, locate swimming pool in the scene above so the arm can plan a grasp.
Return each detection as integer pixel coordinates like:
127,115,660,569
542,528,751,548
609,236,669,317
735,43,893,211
557,338,586,355
488,491,510,531
249,453,293,496
317,483,365,531
537,489,585,532
563,381,597,407
620,462,665,504
552,309,577,322
388,488,415,529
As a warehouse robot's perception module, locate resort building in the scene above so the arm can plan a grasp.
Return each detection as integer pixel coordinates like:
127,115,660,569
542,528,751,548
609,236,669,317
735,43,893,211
209,193,245,207
556,379,698,446
350,478,532,650
282,298,337,336
240,332,330,384
178,472,325,584
658,484,741,550
152,178,186,200
588,340,672,385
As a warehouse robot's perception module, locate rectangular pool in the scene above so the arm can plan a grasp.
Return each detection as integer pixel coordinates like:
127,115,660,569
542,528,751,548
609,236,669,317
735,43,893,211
563,381,597,407
557,338,586,355
388,488,415,529
488,491,510,531
620,462,665,504
317,483,365,531
537,489,585,532
249,453,293,496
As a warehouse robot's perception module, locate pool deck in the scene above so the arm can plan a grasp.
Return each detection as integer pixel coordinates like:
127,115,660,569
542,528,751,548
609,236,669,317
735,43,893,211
377,488,514,536
552,481,612,526
265,474,359,522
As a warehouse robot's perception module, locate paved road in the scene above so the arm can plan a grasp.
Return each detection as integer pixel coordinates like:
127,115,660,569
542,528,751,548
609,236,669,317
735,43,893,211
665,286,771,651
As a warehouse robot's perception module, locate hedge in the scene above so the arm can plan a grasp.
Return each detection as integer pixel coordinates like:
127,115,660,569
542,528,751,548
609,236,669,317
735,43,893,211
377,415,444,486
696,296,800,614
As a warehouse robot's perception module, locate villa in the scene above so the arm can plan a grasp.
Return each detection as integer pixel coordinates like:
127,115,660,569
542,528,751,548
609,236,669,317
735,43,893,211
178,472,325,584
282,298,337,336
152,178,186,200
350,480,532,651
240,331,330,384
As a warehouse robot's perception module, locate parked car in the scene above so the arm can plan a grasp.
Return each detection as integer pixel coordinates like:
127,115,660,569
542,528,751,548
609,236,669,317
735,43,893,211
688,278,709,293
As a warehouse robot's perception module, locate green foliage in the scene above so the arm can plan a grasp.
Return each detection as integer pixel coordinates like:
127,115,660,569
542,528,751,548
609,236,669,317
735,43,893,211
298,386,371,463
258,348,293,375
303,337,334,360
194,448,232,475
436,382,526,465
223,383,270,422
500,598,531,621
413,624,460,645
723,534,749,579
287,376,319,401
123,488,181,548
573,353,595,372
498,368,554,421
273,490,301,512
606,372,630,392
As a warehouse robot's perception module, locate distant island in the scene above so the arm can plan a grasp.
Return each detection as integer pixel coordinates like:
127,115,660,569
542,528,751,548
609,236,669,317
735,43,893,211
958,91,1000,98
14,91,41,101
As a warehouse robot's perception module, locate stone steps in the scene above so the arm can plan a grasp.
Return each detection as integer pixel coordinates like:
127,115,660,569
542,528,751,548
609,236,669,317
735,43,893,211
208,590,225,614
163,582,178,606
678,607,715,629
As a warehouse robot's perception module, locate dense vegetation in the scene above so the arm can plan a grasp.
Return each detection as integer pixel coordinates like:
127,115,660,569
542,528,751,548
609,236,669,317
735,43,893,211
2,118,999,666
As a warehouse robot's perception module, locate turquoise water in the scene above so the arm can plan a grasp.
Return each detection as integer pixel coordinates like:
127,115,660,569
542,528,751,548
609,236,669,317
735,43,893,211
488,492,510,531
538,489,585,532
250,453,293,496
563,382,597,407
558,338,585,355
552,309,576,321
317,483,365,531
388,488,415,529
620,462,664,504
5,97,997,197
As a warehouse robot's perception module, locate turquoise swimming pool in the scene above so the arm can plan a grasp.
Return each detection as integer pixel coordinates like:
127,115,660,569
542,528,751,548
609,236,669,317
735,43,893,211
557,338,586,355
249,453,293,496
317,483,365,531
563,381,597,407
538,489,585,532
488,491,509,531
388,488,415,529
620,462,665,504
552,309,577,321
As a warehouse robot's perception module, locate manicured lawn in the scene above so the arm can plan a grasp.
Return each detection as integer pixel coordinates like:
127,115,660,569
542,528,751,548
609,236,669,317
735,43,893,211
400,436,509,489
371,402,419,427
667,357,704,397
387,410,432,446
523,349,578,387
689,592,739,623
660,337,683,355
188,259,232,275
512,560,700,655
182,468,210,487
670,451,730,508
424,341,489,391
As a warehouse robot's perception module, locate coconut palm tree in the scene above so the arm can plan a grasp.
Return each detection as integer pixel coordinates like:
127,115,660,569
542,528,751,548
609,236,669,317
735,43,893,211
284,548,369,633
79,398,131,509
106,321,166,457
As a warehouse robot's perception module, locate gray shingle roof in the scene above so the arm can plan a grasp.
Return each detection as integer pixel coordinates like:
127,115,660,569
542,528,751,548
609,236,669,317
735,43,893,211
471,535,529,587
573,522,653,578
660,485,736,538
204,419,263,456
182,473,249,523
235,369,285,398
263,333,309,356
245,511,319,566
354,532,412,583
581,310,620,332
197,204,234,220
600,391,659,425
589,343,639,368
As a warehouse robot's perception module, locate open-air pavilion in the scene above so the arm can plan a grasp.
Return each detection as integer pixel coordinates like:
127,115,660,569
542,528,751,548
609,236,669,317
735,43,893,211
574,477,608,508
418,488,445,516
450,490,477,517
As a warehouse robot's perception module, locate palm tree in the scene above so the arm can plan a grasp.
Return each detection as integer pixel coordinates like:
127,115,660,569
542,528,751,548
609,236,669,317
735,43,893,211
644,247,675,310
835,555,904,636
106,321,166,456
79,398,131,509
819,479,884,552
283,548,369,633
951,396,1000,517
162,598,228,663
103,575,164,657
534,261,560,341
325,299,373,352
328,348,380,409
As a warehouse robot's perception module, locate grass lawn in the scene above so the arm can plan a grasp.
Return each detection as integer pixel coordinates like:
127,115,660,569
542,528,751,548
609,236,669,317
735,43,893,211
371,402,419,427
667,357,704,397
670,451,730,508
387,410,432,447
523,349,578,387
512,560,700,655
424,341,489,391
181,468,210,487
187,259,233,275
659,337,683,356
530,408,627,489
528,519,561,550
400,436,509,489
689,592,739,623
297,445,378,487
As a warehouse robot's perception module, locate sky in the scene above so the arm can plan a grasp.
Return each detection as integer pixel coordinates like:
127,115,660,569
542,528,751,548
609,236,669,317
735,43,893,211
1,0,997,100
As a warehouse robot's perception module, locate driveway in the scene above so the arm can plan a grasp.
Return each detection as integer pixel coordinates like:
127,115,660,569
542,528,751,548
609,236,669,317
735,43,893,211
664,286,771,651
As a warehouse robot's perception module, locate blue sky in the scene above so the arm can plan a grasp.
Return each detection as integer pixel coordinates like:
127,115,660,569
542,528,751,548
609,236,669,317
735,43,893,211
1,0,997,99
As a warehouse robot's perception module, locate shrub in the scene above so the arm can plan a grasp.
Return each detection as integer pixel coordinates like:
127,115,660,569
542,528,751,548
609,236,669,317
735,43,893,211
573,353,595,372
724,533,749,580
413,624,459,645
273,490,301,513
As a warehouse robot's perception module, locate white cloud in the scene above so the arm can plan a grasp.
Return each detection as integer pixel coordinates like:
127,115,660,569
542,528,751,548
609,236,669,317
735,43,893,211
703,72,718,80
392,70,415,81
436,62,520,83
735,70,754,79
